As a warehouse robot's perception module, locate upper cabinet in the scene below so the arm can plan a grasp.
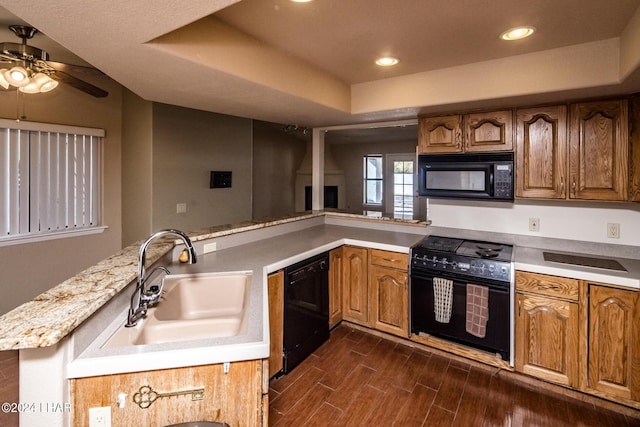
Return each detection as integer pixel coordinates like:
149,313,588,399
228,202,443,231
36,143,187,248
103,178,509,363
464,110,513,152
569,100,629,201
630,95,640,202
418,110,512,154
516,99,631,201
516,106,568,199
418,115,463,153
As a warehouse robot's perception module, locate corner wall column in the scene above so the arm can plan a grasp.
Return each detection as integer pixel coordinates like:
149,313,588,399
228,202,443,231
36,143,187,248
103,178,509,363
312,129,325,211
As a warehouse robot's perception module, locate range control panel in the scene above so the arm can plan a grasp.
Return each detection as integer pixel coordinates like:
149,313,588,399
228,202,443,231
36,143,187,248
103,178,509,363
411,253,511,282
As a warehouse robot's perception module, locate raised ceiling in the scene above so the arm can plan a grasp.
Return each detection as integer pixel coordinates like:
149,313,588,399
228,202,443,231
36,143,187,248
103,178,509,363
1,0,640,127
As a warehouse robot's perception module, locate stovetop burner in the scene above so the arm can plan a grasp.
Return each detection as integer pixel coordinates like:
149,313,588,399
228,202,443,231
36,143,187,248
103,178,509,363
411,235,514,282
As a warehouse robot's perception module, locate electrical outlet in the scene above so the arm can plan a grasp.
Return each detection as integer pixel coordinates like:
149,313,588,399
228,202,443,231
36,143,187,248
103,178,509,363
529,217,540,232
607,223,620,239
176,202,187,214
203,242,217,253
89,406,111,427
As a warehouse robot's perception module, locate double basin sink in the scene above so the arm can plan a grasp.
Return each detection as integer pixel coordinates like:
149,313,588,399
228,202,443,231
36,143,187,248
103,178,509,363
102,271,252,348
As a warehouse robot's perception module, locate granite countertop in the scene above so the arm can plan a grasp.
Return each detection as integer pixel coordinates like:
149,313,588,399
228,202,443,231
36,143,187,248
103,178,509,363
2,210,636,354
0,211,427,352
0,212,320,351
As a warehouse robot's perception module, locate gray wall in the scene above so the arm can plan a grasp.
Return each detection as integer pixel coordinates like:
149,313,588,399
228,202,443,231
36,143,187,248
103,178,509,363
151,103,253,232
122,90,153,246
0,78,124,315
252,122,307,220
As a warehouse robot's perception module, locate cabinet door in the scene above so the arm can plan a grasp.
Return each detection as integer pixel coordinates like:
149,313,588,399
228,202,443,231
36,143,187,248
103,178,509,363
464,110,513,152
418,115,463,153
515,293,579,387
515,106,567,199
631,95,640,202
268,271,284,378
71,360,264,427
569,100,629,200
341,246,370,326
370,264,408,337
329,247,344,328
588,285,640,401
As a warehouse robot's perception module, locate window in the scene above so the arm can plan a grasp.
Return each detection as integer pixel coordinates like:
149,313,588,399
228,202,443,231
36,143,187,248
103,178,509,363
0,119,104,245
363,154,383,206
392,160,414,220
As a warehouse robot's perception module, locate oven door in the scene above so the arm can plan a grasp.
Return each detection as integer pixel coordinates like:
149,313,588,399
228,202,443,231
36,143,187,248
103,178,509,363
410,268,511,361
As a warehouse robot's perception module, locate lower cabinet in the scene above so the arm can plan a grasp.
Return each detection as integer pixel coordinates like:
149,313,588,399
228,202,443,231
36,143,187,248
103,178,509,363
267,270,284,378
70,359,267,427
587,283,640,401
336,246,409,337
515,270,640,407
369,249,409,337
515,271,580,387
329,247,344,328
341,246,370,326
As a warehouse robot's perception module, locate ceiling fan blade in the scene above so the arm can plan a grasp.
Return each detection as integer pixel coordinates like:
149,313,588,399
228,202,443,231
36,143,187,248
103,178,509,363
50,69,108,98
47,61,105,77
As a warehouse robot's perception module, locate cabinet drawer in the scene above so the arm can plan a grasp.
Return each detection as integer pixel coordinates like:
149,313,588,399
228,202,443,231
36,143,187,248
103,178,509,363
516,271,579,301
370,249,408,270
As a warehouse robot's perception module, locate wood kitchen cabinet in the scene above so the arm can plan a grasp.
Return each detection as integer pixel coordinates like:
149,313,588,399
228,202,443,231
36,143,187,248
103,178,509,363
515,271,580,388
630,95,640,201
267,270,284,378
341,246,370,326
515,105,568,199
587,283,640,401
418,115,463,153
568,99,629,201
329,247,344,328
464,110,513,152
418,110,513,153
369,249,409,337
71,359,267,426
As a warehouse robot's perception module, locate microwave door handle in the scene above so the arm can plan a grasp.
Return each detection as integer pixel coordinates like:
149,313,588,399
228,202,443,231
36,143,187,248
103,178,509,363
489,166,494,196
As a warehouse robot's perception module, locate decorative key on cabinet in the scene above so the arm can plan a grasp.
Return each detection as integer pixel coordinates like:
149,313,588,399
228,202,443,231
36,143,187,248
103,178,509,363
132,384,205,409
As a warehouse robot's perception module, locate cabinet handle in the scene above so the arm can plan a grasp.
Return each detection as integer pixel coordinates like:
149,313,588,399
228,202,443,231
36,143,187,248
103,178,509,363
538,284,559,290
518,299,521,317
382,258,399,263
571,176,576,196
560,177,565,195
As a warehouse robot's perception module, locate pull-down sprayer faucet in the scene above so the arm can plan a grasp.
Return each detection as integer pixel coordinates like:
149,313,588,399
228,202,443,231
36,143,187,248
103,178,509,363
125,229,197,327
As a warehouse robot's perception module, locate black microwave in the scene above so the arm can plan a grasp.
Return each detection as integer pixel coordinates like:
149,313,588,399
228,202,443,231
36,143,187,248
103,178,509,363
417,152,514,201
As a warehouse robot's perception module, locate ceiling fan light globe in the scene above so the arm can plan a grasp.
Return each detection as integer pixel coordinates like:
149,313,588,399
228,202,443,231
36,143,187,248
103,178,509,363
19,80,42,94
39,75,58,92
0,69,10,89
5,66,29,87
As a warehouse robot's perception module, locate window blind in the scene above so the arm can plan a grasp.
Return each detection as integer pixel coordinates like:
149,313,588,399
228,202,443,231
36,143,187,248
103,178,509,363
0,124,102,239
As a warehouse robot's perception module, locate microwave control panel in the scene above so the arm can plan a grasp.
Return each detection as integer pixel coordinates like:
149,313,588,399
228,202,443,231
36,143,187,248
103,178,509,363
493,163,513,199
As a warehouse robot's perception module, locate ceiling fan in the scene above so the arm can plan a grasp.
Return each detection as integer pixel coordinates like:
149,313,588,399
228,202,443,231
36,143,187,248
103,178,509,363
0,25,108,97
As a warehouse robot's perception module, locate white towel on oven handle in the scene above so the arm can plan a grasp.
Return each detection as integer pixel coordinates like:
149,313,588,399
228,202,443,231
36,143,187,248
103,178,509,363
433,277,454,323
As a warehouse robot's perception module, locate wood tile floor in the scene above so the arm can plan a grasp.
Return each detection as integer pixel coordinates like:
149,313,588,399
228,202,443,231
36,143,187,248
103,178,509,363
0,350,19,427
269,325,640,427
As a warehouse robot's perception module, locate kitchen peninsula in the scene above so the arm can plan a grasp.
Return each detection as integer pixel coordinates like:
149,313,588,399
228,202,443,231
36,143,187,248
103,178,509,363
2,212,639,426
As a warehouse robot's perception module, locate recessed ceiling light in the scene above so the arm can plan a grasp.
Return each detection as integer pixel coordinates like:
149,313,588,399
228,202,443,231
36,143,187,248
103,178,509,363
375,57,399,67
500,26,536,41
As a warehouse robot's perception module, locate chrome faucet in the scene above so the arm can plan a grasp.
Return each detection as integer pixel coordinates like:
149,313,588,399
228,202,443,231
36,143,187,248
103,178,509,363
125,229,197,327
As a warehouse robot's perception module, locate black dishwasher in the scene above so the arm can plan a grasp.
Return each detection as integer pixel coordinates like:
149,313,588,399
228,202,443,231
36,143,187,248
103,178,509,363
283,251,330,374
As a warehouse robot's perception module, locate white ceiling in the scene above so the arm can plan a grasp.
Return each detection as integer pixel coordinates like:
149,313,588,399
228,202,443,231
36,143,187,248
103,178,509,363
1,0,640,127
